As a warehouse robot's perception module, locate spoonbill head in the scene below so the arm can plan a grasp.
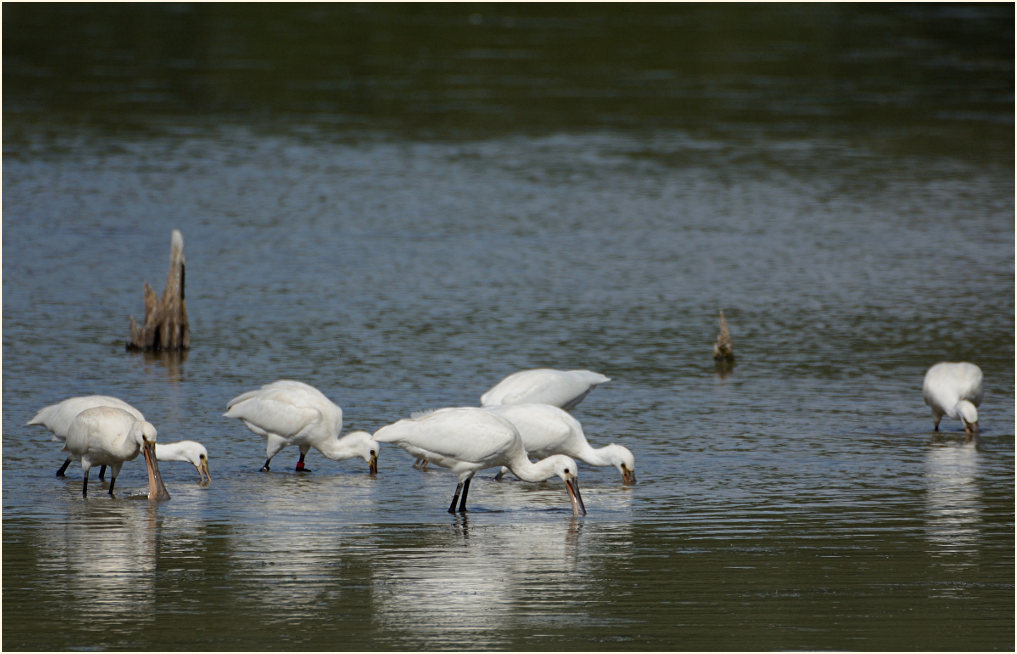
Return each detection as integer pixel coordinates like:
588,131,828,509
64,406,170,500
27,395,145,477
922,362,984,438
486,403,636,485
155,440,212,485
374,407,586,515
480,368,610,411
225,380,378,474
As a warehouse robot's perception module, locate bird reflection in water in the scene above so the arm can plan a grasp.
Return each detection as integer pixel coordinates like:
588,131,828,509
42,501,159,627
923,441,982,589
372,516,591,648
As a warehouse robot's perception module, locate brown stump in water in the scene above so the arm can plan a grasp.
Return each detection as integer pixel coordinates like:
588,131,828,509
127,230,190,352
713,309,735,371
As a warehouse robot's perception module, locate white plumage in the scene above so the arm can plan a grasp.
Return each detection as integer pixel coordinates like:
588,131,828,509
63,406,169,500
156,440,212,485
224,379,379,474
375,406,586,515
480,368,610,410
27,395,145,477
922,362,984,437
486,403,636,484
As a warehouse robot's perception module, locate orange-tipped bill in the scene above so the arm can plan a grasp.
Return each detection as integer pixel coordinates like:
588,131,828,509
144,440,171,501
197,455,211,486
566,476,587,516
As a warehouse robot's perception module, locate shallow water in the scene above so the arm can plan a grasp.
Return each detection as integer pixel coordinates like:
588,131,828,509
3,4,1014,651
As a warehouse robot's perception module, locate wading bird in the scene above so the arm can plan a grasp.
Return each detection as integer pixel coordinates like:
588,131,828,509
486,403,636,485
480,368,610,410
155,440,212,485
27,395,145,477
64,406,170,500
375,406,586,515
923,362,984,439
224,380,378,474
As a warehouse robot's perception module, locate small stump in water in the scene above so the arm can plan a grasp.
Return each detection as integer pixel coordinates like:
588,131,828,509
713,309,735,372
127,230,190,352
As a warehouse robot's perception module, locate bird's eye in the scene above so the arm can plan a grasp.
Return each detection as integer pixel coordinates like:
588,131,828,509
564,468,571,474
370,449,376,455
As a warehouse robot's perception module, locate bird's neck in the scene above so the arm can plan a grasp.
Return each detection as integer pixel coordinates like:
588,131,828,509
317,434,359,461
575,443,616,467
154,443,185,462
505,451,558,483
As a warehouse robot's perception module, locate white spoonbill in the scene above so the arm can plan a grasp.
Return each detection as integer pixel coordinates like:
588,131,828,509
374,407,586,515
155,440,212,485
922,362,984,438
27,395,145,477
224,379,379,474
480,368,610,410
486,403,636,485
64,406,170,500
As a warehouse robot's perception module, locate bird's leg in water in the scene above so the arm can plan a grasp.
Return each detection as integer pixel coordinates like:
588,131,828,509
81,470,89,498
295,450,311,473
57,458,72,477
98,465,107,481
260,459,272,472
448,481,464,513
108,476,117,497
457,478,471,512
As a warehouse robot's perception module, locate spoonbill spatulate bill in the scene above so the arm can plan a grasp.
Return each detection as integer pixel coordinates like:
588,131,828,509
224,379,379,474
27,395,144,477
486,403,636,484
480,368,610,411
64,406,170,500
922,362,984,438
374,406,586,515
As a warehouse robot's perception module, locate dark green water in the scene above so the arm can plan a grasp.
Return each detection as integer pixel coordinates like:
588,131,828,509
3,4,1014,651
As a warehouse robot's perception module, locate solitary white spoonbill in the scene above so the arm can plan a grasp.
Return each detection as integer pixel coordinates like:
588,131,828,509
480,368,610,410
156,440,212,485
224,380,379,474
486,403,636,485
27,395,145,477
374,407,586,515
922,362,984,437
64,406,170,500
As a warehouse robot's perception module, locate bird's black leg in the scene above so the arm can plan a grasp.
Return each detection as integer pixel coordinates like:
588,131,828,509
295,451,311,473
99,465,107,481
57,458,72,477
260,458,272,472
457,477,471,513
448,481,464,514
108,475,117,497
82,470,89,498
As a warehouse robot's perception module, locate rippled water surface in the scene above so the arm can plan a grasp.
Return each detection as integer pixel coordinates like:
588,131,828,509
3,4,1014,651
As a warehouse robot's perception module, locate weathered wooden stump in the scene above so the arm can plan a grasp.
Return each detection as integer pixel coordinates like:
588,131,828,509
127,230,190,351
713,309,735,368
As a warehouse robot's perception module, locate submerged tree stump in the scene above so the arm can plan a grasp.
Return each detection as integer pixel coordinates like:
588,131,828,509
713,309,735,367
127,230,190,351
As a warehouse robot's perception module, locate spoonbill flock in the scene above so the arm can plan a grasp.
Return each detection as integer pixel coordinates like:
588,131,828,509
27,362,986,513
